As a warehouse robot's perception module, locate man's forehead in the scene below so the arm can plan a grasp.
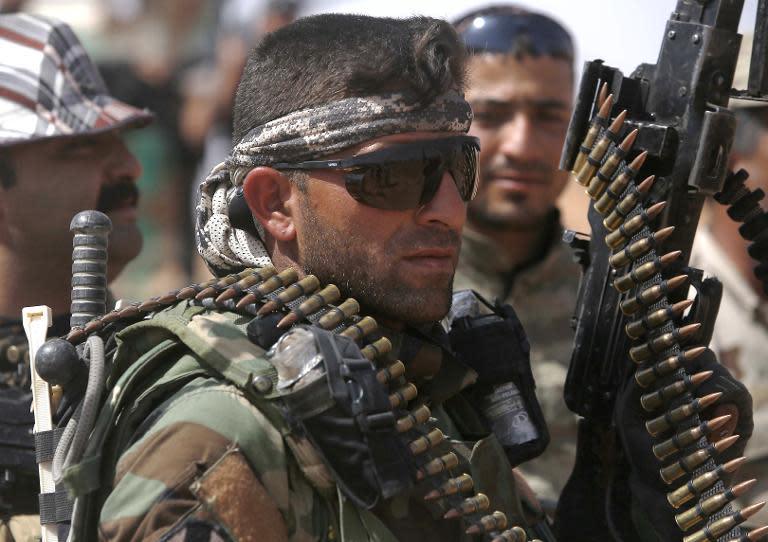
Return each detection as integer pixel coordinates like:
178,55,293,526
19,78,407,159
465,53,572,103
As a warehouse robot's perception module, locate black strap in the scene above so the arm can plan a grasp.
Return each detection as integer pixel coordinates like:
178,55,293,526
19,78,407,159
34,427,65,463
38,489,73,524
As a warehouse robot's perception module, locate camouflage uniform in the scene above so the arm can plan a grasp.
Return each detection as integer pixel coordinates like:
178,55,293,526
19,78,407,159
453,213,581,502
690,228,768,524
75,299,551,541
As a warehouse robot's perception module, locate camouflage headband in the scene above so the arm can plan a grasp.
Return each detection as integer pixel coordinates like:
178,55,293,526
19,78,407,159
196,90,473,274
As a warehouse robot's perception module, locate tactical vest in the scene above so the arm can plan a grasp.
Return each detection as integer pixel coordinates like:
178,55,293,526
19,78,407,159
41,268,553,542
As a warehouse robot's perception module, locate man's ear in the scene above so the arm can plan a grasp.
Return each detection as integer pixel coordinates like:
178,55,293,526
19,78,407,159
242,167,297,242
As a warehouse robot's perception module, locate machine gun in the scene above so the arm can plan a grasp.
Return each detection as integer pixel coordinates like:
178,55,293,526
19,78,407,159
557,0,768,540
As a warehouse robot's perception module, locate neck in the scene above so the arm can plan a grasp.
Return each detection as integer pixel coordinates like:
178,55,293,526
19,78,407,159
0,246,72,320
468,213,554,268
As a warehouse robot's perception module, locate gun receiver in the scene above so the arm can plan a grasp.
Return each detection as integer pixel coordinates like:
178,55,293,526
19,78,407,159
558,1,768,540
562,0,744,421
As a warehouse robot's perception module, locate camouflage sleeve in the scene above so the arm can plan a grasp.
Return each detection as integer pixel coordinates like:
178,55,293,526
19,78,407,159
97,375,293,542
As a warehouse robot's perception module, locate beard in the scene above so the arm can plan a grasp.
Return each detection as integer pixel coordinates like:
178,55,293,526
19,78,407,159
296,201,458,325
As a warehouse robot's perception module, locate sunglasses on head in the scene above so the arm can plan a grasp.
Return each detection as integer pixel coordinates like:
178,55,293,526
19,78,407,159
456,12,574,60
270,135,480,211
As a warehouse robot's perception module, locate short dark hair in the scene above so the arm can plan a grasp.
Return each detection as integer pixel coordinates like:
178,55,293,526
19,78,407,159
453,4,574,65
0,150,15,189
233,14,466,144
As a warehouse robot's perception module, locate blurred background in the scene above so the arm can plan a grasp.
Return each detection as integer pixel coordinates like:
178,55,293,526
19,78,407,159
1,0,761,302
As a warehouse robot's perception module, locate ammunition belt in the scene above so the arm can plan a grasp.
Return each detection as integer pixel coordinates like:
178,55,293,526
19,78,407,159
714,168,768,305
64,268,542,542
571,85,763,541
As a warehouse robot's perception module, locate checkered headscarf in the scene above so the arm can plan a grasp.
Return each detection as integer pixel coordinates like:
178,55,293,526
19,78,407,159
0,13,153,147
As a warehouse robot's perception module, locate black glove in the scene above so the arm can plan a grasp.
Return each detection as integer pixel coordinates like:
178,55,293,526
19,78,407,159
614,348,753,541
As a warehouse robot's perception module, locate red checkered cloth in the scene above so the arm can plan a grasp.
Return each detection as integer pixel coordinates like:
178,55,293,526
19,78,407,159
0,13,153,147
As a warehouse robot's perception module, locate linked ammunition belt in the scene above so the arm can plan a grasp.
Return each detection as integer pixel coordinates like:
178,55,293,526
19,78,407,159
570,85,765,542
714,169,768,300
64,268,540,542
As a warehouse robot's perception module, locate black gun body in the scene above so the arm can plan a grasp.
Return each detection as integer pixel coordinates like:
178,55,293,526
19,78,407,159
562,0,743,421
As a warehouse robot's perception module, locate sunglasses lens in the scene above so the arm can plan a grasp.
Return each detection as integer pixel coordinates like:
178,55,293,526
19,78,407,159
346,137,479,210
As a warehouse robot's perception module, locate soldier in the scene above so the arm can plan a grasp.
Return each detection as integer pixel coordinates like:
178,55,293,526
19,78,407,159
41,12,753,542
451,5,580,504
0,13,152,541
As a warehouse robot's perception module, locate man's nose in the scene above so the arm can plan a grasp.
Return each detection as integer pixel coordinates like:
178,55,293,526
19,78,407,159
498,113,543,161
415,171,466,232
106,137,142,182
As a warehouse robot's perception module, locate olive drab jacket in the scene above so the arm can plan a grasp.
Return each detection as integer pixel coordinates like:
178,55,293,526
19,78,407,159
62,300,552,542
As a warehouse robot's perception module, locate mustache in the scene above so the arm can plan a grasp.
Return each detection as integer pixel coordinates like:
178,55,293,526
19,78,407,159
396,227,461,252
97,180,139,214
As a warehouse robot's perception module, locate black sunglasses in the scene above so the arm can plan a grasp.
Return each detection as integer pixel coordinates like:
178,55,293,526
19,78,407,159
269,135,480,211
456,12,574,60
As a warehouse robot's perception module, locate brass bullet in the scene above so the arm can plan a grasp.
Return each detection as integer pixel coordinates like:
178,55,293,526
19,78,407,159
277,284,341,328
683,501,765,542
365,338,394,362
641,369,711,411
409,428,445,455
424,473,474,501
621,273,687,315
625,299,694,339
598,82,610,109
257,275,320,316
137,297,163,312
492,526,528,542
629,322,701,363
573,92,613,173
389,382,418,409
605,201,667,250
100,309,124,325
65,327,86,343
255,267,300,296
117,302,142,319
609,225,675,269
603,175,657,231
376,359,404,383
586,129,639,199
645,392,722,436
667,457,746,508
417,452,459,480
653,414,730,460
177,276,219,299
465,511,508,536
397,405,431,433
443,493,490,519
635,346,707,387
675,479,757,531
594,154,649,216
613,250,682,293
660,435,740,485
196,269,254,300
317,298,361,330
575,110,627,185
216,266,278,303
340,316,378,341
